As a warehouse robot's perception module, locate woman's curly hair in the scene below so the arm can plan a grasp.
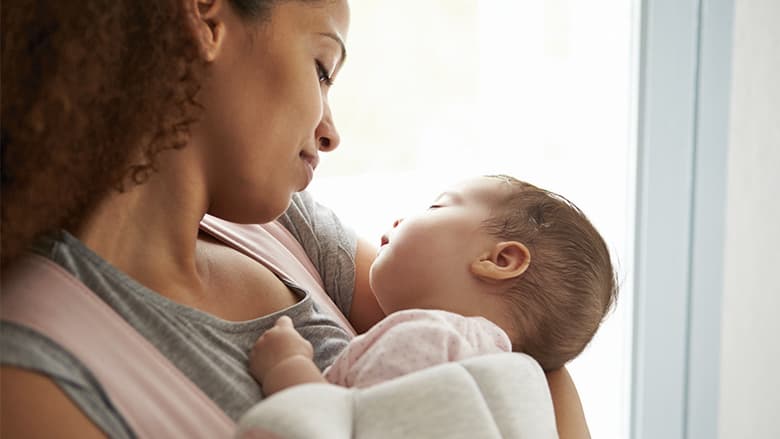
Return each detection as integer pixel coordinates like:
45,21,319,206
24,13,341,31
1,0,205,267
1,0,313,268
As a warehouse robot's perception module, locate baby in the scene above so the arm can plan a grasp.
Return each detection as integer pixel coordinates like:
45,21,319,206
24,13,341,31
250,175,618,395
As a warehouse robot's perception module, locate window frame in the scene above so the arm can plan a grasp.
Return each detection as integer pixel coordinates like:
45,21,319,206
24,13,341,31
631,0,734,438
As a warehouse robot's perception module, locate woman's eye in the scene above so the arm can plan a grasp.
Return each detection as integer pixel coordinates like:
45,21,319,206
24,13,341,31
428,205,443,210
315,61,334,86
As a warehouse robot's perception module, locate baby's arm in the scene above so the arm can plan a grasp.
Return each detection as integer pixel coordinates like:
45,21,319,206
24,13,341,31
249,316,326,396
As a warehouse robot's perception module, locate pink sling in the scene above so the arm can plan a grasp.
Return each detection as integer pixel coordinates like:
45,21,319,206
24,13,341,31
0,217,356,438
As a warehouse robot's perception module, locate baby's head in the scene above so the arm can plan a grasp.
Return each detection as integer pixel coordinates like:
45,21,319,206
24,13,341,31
369,175,617,371
480,175,617,370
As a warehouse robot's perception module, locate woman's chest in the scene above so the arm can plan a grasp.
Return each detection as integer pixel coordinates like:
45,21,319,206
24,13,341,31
193,234,300,321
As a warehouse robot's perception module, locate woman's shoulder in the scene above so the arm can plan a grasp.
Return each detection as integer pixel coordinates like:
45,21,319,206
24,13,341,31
278,192,356,246
0,321,133,438
278,192,358,316
2,321,89,381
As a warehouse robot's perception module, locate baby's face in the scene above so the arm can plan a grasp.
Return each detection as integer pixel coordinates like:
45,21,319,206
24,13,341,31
369,177,506,315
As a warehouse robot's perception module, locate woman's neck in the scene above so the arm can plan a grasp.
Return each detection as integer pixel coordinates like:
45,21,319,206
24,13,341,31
72,151,211,300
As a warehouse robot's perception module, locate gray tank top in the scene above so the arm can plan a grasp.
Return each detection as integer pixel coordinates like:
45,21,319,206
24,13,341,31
0,192,359,438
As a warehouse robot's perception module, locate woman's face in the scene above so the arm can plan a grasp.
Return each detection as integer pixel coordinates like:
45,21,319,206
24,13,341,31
193,0,350,223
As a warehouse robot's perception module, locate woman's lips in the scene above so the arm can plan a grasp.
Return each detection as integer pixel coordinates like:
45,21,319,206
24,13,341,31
300,152,319,170
299,151,319,187
302,160,314,186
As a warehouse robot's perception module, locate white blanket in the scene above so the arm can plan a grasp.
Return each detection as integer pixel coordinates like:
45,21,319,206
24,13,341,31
237,352,559,439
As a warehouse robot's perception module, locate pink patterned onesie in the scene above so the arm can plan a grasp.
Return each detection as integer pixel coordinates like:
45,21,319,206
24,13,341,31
323,309,512,388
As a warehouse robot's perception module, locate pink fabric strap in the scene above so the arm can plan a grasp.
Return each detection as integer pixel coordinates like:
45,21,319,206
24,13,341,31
0,255,259,438
199,216,357,337
0,217,354,437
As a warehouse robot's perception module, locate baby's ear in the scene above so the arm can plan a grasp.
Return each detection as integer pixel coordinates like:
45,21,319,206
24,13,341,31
470,241,531,281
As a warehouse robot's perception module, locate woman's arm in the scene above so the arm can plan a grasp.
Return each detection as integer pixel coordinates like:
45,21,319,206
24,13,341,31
546,367,591,439
348,238,385,333
1,366,107,438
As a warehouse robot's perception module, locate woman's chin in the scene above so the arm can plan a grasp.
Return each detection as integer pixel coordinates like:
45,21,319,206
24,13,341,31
207,196,292,225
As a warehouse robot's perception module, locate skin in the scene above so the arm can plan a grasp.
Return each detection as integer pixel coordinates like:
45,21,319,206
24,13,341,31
369,177,529,331
1,1,590,437
251,178,591,439
2,0,357,436
69,0,351,317
251,178,526,387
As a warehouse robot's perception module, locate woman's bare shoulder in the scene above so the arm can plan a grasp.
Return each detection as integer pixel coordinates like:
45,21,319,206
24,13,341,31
0,366,107,438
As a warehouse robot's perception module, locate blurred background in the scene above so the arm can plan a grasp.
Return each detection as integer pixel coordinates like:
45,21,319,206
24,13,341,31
309,1,779,438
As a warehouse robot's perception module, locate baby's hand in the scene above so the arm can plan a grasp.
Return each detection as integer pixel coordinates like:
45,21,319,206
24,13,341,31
249,315,313,385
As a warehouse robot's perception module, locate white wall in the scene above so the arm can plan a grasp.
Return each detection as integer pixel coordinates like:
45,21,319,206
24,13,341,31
719,1,780,438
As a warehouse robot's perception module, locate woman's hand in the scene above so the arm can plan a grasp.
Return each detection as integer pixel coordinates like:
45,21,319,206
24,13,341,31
249,316,326,396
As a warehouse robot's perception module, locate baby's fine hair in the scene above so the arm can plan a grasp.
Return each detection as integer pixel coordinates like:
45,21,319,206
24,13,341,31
483,175,618,371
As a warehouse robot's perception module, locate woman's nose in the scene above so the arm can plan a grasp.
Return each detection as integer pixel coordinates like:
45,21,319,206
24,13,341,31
393,218,403,228
316,103,340,152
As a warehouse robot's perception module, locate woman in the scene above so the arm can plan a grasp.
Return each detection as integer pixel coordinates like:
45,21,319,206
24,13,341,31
0,0,590,437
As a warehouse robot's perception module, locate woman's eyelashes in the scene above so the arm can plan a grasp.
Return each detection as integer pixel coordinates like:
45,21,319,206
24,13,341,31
315,61,334,86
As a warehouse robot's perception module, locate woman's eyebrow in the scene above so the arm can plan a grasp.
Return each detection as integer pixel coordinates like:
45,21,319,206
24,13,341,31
318,32,347,68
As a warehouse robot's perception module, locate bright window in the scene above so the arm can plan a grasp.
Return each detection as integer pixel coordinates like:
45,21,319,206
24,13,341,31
309,2,636,438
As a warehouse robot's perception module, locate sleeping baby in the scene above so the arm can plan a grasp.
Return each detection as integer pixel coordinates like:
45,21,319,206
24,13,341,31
249,175,618,395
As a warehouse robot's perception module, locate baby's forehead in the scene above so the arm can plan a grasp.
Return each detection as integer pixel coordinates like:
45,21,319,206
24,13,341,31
448,177,511,203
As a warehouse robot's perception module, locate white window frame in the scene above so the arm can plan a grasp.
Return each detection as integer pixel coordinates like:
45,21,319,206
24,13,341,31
631,0,734,438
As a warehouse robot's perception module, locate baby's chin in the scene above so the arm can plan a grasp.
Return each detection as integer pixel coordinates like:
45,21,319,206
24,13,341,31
367,253,390,289
367,270,394,313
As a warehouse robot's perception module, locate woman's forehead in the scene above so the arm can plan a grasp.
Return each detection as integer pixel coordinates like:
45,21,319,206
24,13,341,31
277,0,350,38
